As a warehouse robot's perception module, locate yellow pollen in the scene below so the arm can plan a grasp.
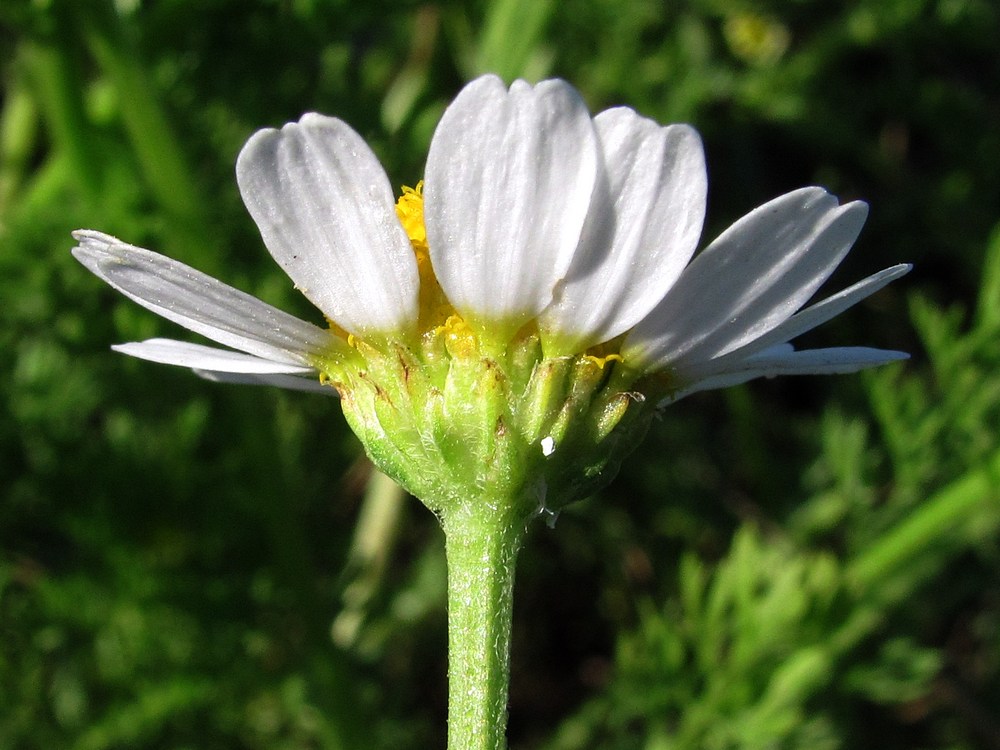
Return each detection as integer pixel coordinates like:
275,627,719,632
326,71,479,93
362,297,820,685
436,314,477,358
582,353,625,369
396,181,428,257
395,181,456,331
325,317,352,342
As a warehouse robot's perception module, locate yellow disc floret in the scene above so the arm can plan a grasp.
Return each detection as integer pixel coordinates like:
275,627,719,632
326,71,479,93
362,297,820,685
395,182,428,258
582,353,624,370
436,314,478,359
395,182,455,332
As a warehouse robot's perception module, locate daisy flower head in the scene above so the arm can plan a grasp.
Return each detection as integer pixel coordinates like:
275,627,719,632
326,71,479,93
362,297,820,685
73,74,909,519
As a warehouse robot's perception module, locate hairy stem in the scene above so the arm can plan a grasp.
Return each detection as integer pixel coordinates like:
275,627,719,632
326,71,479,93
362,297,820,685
442,503,525,750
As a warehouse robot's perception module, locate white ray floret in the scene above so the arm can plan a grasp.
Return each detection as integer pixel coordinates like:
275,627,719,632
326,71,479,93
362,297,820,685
71,230,336,368
622,188,878,371
424,75,600,345
540,111,707,355
112,339,317,375
674,263,913,383
237,113,420,338
662,344,909,405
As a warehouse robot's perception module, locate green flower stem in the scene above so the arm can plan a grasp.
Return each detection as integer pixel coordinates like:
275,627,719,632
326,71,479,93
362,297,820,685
442,502,526,750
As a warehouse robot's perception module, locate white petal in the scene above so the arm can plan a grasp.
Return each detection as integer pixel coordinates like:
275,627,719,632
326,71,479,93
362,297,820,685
701,342,909,379
624,188,868,371
540,112,707,354
195,369,335,395
424,75,599,344
72,230,335,366
112,338,316,374
692,263,913,375
661,345,909,406
747,345,909,374
236,113,419,336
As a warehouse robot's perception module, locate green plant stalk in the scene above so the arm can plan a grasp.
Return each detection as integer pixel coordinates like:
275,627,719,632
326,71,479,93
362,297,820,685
333,469,407,648
475,0,555,80
848,444,1000,591
825,444,1000,659
442,502,525,750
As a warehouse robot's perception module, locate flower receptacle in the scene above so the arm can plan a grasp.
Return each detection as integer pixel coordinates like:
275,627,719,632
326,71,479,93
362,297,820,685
331,326,654,523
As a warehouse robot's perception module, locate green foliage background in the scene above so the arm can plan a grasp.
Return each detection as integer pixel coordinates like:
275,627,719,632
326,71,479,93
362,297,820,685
1,0,998,747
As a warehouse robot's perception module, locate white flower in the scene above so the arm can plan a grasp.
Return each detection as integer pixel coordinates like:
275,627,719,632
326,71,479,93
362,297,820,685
73,74,909,406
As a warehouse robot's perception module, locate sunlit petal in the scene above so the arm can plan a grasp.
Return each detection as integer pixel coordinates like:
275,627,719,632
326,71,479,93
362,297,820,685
72,230,336,366
541,112,707,354
112,338,317,374
237,113,419,336
424,75,599,344
693,263,913,376
663,345,909,406
624,188,868,370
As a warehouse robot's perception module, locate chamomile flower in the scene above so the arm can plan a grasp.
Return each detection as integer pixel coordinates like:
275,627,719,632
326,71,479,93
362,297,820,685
73,74,909,512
